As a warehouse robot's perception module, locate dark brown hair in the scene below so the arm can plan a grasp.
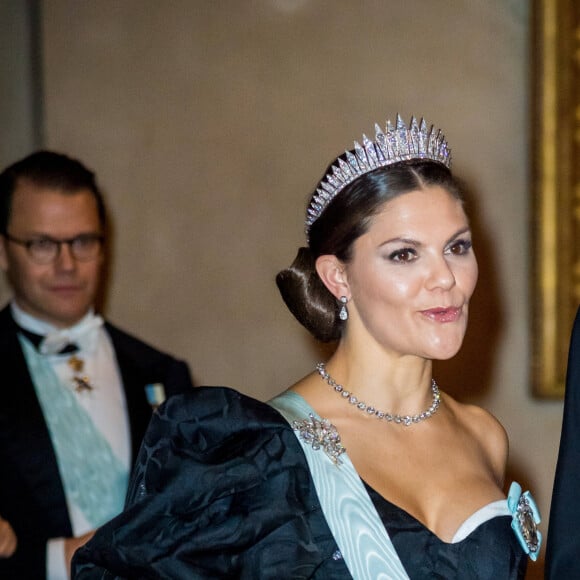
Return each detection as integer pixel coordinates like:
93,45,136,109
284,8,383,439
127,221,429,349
0,150,106,235
276,159,464,342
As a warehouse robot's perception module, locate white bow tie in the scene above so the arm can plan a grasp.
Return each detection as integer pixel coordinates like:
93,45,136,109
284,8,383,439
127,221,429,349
40,314,104,355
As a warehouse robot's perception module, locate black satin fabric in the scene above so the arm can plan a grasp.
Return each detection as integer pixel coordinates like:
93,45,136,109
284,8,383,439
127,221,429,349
73,387,527,579
73,387,348,579
365,486,528,579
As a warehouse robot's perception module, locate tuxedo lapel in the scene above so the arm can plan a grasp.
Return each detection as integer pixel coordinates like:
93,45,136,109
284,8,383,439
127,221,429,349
104,323,153,461
0,306,72,537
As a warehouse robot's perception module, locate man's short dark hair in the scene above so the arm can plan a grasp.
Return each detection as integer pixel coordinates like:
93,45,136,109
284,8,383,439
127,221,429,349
0,150,107,234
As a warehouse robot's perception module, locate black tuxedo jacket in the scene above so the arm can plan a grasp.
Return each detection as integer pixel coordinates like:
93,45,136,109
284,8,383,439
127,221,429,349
546,306,580,578
0,305,194,579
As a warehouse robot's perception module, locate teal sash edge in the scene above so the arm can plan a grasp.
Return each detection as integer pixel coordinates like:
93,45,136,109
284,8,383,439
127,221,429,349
269,390,409,580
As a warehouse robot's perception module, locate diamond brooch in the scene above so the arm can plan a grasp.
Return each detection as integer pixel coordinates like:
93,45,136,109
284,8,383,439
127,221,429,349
508,481,542,561
292,414,346,465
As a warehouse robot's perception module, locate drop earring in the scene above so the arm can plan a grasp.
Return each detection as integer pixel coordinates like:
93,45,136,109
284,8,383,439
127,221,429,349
338,296,349,321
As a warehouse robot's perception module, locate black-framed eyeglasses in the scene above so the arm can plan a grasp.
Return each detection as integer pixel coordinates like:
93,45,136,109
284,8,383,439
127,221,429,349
3,233,104,264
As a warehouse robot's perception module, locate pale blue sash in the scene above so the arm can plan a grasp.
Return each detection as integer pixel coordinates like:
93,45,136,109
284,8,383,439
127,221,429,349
269,391,409,580
20,335,128,529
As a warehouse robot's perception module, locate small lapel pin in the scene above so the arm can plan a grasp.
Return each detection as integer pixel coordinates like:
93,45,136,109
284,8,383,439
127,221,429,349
145,383,166,410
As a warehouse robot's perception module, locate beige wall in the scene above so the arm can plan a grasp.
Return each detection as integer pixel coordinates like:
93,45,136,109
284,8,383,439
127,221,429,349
8,0,559,570
0,2,41,178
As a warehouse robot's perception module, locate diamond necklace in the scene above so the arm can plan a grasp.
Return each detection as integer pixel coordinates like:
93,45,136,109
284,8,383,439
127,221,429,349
316,362,441,427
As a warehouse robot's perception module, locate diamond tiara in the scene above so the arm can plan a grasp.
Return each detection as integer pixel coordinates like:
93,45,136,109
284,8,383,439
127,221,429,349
305,114,452,236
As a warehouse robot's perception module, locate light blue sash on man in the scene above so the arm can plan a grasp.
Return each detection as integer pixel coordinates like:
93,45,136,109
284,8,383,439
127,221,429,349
269,390,409,580
20,335,128,529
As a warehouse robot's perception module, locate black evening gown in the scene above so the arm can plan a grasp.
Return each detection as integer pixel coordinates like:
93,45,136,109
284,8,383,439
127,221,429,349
72,388,528,579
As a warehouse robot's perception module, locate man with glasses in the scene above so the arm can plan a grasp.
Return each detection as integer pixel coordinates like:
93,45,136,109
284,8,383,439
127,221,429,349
0,151,194,579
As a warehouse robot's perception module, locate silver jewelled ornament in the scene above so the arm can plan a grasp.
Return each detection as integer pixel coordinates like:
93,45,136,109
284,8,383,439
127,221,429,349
338,296,348,321
515,493,541,557
305,115,451,236
292,413,346,465
316,362,441,427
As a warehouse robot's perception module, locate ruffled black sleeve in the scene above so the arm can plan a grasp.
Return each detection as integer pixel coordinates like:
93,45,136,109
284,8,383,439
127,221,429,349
72,387,349,579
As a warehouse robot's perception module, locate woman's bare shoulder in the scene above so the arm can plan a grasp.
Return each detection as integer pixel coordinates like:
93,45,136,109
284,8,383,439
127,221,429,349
443,394,509,481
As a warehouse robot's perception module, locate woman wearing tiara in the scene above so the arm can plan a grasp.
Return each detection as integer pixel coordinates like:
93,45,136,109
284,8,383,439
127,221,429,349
73,116,540,579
